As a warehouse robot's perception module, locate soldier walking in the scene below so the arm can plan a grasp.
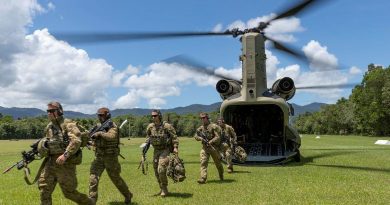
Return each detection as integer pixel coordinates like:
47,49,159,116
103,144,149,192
217,117,237,173
88,107,133,204
37,101,94,205
144,110,179,197
194,112,224,184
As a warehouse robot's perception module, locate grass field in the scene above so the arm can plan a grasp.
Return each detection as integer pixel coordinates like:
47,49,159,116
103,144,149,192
0,135,389,205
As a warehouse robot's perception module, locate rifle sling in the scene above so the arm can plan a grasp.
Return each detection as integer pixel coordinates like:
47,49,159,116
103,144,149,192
23,157,48,185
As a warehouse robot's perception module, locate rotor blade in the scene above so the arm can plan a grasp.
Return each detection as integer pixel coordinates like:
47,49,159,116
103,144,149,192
296,83,358,90
53,31,232,44
260,0,326,30
162,55,240,82
272,0,317,21
265,35,351,71
265,35,307,60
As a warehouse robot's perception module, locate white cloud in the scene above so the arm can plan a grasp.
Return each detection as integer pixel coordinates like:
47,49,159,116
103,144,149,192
349,66,362,75
0,29,113,112
47,2,55,11
114,62,240,108
0,1,114,113
302,40,338,71
212,23,223,32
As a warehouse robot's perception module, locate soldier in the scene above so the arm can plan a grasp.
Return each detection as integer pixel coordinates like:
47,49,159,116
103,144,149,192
194,112,224,184
89,107,133,204
217,117,237,173
145,110,179,197
38,101,94,205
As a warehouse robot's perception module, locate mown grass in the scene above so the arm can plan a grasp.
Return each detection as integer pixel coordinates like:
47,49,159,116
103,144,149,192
0,135,389,205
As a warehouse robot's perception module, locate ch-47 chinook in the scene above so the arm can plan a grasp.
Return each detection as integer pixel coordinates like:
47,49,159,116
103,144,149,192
55,0,354,164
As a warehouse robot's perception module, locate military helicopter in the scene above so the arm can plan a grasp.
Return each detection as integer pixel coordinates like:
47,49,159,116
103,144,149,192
55,0,353,163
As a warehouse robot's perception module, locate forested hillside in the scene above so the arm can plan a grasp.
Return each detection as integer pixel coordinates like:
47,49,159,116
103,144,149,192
293,64,390,136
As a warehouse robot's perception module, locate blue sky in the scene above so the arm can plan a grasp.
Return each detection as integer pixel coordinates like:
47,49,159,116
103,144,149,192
1,0,389,113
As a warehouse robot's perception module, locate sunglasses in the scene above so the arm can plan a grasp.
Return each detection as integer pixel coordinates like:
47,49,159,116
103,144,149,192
200,117,207,119
151,115,159,118
97,114,105,117
46,109,57,113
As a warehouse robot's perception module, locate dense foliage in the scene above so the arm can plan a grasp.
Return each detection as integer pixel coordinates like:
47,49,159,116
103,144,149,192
293,64,390,136
0,111,219,139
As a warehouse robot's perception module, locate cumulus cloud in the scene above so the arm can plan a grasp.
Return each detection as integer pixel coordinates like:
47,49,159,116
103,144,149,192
0,29,113,112
302,40,338,71
0,1,114,113
114,62,230,108
349,66,362,75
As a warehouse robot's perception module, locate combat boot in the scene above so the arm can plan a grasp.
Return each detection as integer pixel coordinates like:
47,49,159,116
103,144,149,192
227,167,233,173
197,178,206,184
160,186,168,197
124,192,133,204
88,197,96,205
219,173,224,181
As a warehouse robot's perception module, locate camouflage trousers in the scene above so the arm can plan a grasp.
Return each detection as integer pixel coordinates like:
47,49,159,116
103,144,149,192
153,148,170,188
38,156,92,205
89,154,131,201
200,146,224,180
221,142,233,169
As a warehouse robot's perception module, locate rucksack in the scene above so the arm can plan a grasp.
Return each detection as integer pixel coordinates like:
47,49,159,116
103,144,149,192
167,154,186,183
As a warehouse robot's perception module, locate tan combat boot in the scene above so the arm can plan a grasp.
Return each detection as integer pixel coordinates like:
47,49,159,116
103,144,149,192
227,167,233,173
160,186,168,197
124,192,133,204
197,178,206,184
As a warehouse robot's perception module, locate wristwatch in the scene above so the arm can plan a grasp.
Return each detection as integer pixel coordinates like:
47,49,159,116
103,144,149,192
63,151,70,159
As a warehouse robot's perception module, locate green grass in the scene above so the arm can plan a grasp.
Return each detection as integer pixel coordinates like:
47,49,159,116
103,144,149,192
0,135,389,205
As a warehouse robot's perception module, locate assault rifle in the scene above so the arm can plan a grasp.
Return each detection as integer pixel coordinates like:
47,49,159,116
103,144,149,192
196,131,224,159
138,138,150,175
89,119,114,139
3,139,40,174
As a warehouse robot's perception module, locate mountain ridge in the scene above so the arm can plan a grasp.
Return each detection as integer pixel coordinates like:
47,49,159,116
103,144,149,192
0,102,326,119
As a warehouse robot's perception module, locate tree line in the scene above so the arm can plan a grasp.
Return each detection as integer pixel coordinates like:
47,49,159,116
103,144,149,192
0,110,221,140
293,64,390,136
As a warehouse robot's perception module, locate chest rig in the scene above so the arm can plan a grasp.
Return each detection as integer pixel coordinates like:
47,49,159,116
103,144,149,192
149,122,170,150
45,122,69,155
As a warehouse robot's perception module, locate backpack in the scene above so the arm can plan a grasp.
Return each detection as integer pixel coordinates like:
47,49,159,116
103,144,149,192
234,145,247,163
167,154,186,183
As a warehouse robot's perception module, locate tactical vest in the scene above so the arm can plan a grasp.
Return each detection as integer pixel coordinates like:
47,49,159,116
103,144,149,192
149,122,171,150
199,123,221,145
94,123,119,155
44,120,70,155
43,119,83,165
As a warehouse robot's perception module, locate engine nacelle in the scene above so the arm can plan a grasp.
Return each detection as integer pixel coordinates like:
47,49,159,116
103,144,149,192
216,79,242,100
271,77,296,101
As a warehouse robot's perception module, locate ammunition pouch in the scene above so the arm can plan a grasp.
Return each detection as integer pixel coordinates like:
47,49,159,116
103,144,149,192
150,134,169,149
96,147,119,156
46,140,66,155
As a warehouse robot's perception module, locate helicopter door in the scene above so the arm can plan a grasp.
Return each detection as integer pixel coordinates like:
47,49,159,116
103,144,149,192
224,104,286,162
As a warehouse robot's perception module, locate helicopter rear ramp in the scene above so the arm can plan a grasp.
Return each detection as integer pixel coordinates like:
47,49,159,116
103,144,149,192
223,104,299,163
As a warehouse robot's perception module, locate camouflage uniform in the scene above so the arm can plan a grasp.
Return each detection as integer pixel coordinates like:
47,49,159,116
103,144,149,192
89,122,132,202
146,121,178,194
38,117,93,205
220,124,237,172
194,123,224,182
